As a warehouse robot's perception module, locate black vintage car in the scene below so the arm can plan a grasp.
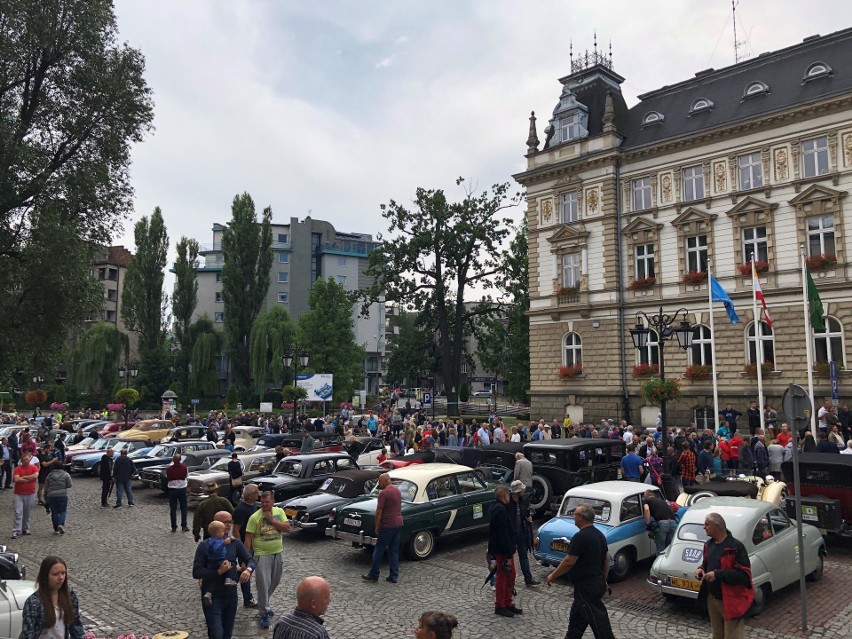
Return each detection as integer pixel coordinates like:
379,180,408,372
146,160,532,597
248,452,360,502
252,433,342,453
138,448,232,492
782,453,852,533
276,468,384,532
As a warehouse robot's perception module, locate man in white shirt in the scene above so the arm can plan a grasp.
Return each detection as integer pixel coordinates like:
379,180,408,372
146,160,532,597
476,424,491,447
493,424,506,443
840,440,852,455
623,426,635,446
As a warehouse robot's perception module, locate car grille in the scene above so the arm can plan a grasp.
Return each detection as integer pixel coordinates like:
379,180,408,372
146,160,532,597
139,470,159,481
73,460,86,469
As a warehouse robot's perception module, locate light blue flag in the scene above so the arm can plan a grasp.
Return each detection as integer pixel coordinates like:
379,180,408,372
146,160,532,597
710,275,739,324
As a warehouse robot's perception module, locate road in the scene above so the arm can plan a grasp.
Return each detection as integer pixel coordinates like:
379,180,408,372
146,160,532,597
3,474,850,639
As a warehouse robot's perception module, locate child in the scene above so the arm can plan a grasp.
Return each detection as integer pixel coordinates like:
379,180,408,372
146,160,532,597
485,551,496,591
202,520,238,606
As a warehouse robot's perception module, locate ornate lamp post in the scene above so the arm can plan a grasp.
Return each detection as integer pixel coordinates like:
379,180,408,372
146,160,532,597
628,307,694,432
284,352,310,423
118,365,138,430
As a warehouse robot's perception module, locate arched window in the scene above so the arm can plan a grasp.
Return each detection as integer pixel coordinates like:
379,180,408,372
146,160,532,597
743,81,770,99
689,325,713,365
563,332,582,367
746,321,774,366
813,316,844,368
642,111,664,127
637,329,659,365
689,98,714,115
803,61,832,82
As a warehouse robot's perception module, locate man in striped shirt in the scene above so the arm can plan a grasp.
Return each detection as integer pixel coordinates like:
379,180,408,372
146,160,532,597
272,576,331,639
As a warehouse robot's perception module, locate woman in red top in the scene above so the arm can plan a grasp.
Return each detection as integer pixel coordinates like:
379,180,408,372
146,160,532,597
13,449,39,538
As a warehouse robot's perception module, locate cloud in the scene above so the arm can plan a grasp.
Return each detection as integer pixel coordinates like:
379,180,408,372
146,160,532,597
393,35,408,46
376,55,395,69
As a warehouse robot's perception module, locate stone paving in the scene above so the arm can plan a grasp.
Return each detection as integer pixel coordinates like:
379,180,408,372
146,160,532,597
2,474,850,639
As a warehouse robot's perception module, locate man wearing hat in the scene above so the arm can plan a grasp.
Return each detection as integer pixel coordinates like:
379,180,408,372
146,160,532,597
508,480,540,586
541,424,552,440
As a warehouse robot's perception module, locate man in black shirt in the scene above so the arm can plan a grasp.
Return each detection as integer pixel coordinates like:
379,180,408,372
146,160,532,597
231,483,260,609
643,489,676,555
545,503,615,639
746,401,761,436
722,404,742,434
99,448,115,507
487,485,521,618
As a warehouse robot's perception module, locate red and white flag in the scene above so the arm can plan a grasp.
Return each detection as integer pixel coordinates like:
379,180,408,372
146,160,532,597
752,261,772,328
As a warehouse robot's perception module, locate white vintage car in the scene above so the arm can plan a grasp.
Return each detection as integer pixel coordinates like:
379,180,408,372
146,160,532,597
0,577,36,639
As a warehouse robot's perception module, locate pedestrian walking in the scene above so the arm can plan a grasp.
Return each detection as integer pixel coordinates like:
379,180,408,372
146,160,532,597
545,502,615,639
166,453,190,532
111,448,136,508
0,436,11,490
231,484,260,609
192,511,255,639
99,447,115,507
227,452,243,505
245,491,292,629
488,485,521,617
12,449,39,538
413,611,459,639
193,494,234,541
695,512,754,639
272,576,331,639
19,556,85,639
44,463,73,534
37,442,58,506
361,472,402,584
507,480,539,586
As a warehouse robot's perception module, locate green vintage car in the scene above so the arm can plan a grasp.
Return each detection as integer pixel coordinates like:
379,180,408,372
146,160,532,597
325,463,501,560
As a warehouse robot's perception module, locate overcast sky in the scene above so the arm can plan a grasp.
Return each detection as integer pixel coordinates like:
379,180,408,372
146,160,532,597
112,0,852,267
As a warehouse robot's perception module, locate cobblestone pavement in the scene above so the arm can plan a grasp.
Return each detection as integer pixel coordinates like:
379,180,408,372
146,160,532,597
2,476,849,639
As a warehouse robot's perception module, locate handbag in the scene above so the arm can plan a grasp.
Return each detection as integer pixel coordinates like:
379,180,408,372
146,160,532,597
231,476,243,487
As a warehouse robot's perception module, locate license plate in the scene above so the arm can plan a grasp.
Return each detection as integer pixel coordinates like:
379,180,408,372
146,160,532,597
551,541,569,553
285,508,297,519
343,517,361,527
668,576,701,591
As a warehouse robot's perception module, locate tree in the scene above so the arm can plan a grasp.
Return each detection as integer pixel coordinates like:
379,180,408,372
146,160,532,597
385,311,438,389
0,0,154,378
172,237,199,393
363,179,518,415
221,193,273,396
474,222,530,403
189,317,222,399
68,322,128,393
249,307,296,399
298,277,365,403
225,383,239,409
113,387,139,407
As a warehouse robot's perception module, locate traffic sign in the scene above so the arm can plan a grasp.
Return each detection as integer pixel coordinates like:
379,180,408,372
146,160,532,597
423,392,432,405
191,399,200,404
781,384,811,422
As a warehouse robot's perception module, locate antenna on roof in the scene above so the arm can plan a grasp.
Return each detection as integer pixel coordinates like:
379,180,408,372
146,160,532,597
593,30,598,55
569,39,573,65
609,40,613,66
732,0,748,63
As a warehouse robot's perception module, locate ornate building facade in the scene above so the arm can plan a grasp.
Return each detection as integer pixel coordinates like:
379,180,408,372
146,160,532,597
514,29,852,426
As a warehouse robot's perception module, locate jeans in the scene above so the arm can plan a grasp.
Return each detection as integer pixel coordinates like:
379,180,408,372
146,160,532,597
13,493,36,533
115,479,134,506
169,488,188,529
200,586,238,639
516,537,534,583
240,578,254,605
48,496,68,531
0,460,10,488
368,526,401,580
654,519,676,555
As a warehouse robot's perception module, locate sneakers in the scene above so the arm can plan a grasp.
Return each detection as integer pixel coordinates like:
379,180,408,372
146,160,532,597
244,600,258,609
113,505,122,509
58,525,65,535
171,528,177,533
490,584,496,591
508,604,524,615
101,503,108,508
128,503,135,507
11,532,18,539
22,530,30,536
495,607,515,617
54,530,60,535
260,613,270,629
202,592,213,607
361,574,378,583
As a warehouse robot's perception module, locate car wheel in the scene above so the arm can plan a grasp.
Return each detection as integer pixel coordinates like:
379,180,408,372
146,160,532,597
806,553,824,582
746,584,767,617
610,548,634,582
687,490,717,506
529,475,552,513
91,462,100,476
407,529,436,560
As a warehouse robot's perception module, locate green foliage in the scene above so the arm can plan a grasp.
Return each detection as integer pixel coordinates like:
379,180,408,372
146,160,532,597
640,378,682,405
135,344,173,406
69,323,128,393
189,316,222,398
362,179,519,415
385,312,438,388
53,384,67,404
113,387,140,406
249,306,296,399
0,0,153,379
282,385,308,403
298,277,366,403
225,383,239,409
122,207,169,353
459,382,470,403
172,237,199,392
221,193,273,395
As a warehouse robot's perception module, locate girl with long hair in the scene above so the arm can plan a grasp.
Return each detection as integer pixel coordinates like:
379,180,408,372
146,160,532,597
20,556,84,639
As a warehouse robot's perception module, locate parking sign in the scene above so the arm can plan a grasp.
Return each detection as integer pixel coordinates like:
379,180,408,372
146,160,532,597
423,392,432,405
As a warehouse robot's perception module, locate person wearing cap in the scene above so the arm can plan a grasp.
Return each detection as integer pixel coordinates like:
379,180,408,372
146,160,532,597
541,424,552,440
508,480,539,586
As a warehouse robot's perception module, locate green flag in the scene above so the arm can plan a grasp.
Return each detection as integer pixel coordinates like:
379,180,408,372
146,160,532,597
807,269,825,331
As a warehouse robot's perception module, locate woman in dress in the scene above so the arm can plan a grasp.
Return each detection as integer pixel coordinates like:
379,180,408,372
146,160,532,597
20,556,84,639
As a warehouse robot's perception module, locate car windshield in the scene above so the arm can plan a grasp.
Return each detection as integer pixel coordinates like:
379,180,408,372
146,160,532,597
320,477,353,495
370,478,417,502
677,523,710,543
558,497,612,523
128,448,151,459
147,445,170,457
273,460,302,476
210,457,236,471
89,439,110,451
76,437,94,448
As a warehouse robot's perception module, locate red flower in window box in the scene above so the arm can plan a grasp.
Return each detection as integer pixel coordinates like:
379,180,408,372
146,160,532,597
738,261,769,276
684,364,713,380
628,276,656,291
632,363,659,378
680,270,708,285
805,254,837,271
744,361,773,378
558,364,584,379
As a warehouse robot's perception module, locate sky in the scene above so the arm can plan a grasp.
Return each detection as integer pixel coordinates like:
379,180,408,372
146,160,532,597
111,0,852,276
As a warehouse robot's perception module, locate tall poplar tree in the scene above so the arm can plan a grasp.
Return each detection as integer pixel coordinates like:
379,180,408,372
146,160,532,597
221,193,273,397
249,306,296,399
172,237,199,393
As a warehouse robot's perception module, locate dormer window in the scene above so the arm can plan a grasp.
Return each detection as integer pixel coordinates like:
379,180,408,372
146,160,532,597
742,81,770,100
689,98,714,115
561,114,581,142
642,111,664,127
803,61,832,83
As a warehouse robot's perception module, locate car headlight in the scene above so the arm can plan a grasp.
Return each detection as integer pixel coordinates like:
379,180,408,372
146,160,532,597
329,508,337,520
648,574,659,585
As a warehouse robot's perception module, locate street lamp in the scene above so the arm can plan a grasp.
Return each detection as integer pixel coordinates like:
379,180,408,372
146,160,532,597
284,352,310,423
628,307,694,432
118,365,138,430
32,376,43,388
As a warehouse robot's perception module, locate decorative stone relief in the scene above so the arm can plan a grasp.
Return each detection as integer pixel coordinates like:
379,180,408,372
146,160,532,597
660,173,672,204
585,188,599,215
828,132,838,172
791,140,800,180
761,148,770,186
540,198,553,225
843,132,852,167
713,162,727,193
728,156,737,191
774,148,789,181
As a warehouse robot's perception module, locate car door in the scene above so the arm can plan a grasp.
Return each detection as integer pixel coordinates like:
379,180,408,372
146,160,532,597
424,474,461,534
619,493,654,560
765,508,798,587
747,513,781,588
310,459,335,488
454,470,492,530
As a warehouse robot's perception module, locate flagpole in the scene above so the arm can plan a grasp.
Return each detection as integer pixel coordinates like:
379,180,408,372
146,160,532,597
709,271,720,434
801,245,817,438
751,255,766,439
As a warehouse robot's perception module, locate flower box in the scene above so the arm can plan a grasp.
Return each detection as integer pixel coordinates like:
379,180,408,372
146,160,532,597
744,362,773,378
281,402,294,410
558,364,584,379
813,361,831,378
640,378,681,405
628,277,656,291
632,363,659,378
107,403,126,411
805,254,837,271
680,270,708,285
50,402,66,411
684,364,713,380
738,261,769,276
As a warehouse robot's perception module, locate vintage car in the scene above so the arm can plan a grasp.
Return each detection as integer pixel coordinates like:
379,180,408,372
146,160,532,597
0,545,26,580
129,440,216,476
676,475,787,507
251,432,342,454
117,419,175,444
63,436,114,468
160,425,209,444
534,481,683,581
71,439,150,474
249,453,360,502
138,448,232,492
379,447,481,470
344,437,387,466
0,575,36,639
214,426,265,451
98,421,131,438
326,463,500,560
187,451,277,502
782,453,851,534
648,497,826,612
277,468,384,532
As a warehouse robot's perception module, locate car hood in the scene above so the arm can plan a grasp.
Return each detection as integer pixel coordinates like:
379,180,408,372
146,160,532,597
336,497,379,517
71,451,104,462
252,475,301,488
280,492,345,510
188,470,229,482
1,578,37,606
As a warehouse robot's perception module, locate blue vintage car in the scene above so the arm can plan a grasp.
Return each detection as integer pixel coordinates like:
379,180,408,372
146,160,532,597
71,440,150,474
533,480,685,581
